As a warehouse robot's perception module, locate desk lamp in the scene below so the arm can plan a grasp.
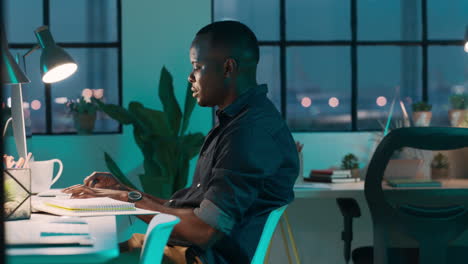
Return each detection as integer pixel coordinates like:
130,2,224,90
1,25,78,158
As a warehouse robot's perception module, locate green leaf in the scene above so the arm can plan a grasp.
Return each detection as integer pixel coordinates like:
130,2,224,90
129,102,172,136
180,82,196,136
181,133,205,158
159,66,182,136
97,101,133,125
104,152,137,190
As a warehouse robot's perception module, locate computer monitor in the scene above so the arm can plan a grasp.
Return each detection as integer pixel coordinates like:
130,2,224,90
9,83,28,159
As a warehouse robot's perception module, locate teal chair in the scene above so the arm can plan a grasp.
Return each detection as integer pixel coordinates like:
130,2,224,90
365,127,468,264
251,205,288,264
140,213,180,264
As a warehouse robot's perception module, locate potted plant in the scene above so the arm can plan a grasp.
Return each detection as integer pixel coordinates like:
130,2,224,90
97,67,205,198
411,101,432,127
431,153,449,180
67,96,100,134
341,153,359,178
449,94,468,127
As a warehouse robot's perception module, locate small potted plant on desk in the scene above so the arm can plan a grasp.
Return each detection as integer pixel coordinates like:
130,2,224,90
341,153,360,178
449,94,468,127
431,153,449,180
411,101,432,127
67,96,100,134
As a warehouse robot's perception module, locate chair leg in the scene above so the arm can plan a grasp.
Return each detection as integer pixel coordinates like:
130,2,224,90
283,212,301,264
279,219,294,264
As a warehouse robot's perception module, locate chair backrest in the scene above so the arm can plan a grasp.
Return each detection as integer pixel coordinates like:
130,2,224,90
365,127,468,264
251,205,288,264
140,213,180,264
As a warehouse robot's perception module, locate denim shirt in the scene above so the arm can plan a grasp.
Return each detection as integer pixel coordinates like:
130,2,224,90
166,84,299,263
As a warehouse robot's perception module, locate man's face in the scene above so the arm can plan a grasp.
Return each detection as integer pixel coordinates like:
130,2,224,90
188,34,228,107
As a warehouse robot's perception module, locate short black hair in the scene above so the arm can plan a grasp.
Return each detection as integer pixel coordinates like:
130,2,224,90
196,20,259,64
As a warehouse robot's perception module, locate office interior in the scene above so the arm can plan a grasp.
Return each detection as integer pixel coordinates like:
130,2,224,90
2,0,468,263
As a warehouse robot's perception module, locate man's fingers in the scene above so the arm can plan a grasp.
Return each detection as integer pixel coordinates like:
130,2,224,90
62,184,84,193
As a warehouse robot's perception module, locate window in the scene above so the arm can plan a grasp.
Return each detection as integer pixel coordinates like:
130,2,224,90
4,0,121,134
213,0,468,131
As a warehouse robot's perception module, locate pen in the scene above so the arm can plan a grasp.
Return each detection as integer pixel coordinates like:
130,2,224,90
15,157,24,168
23,152,32,168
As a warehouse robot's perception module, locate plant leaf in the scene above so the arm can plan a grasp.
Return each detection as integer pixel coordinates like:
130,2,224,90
96,100,133,125
129,102,172,136
181,133,205,158
104,152,137,190
180,82,196,136
158,66,182,136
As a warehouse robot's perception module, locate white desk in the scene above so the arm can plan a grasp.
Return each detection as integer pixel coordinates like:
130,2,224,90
7,214,119,264
268,179,468,264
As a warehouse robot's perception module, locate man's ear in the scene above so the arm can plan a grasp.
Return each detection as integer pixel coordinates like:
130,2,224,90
224,58,238,78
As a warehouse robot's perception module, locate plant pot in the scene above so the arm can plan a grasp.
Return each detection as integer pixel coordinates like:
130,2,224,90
412,111,432,127
448,109,468,127
431,167,449,180
73,112,96,134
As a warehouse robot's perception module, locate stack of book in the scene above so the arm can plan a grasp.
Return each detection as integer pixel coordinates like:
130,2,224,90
304,169,360,183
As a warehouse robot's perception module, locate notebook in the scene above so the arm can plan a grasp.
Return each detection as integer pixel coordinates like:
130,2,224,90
6,221,93,247
33,197,160,217
386,179,442,188
44,197,136,212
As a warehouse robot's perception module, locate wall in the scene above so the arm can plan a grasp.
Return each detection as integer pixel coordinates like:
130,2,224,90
6,0,212,188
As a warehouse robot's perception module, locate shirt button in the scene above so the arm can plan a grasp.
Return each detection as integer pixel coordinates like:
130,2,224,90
197,183,201,188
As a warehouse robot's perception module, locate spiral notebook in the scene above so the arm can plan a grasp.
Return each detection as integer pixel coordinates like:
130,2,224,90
33,197,159,216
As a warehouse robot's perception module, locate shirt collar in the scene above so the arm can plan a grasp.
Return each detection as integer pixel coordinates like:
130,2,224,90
216,84,268,119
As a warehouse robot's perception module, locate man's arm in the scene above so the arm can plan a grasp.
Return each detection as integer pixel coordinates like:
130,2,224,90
63,186,222,249
135,197,222,248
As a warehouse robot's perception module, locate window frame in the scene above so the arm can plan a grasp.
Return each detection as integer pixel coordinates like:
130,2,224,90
212,0,466,132
7,0,122,135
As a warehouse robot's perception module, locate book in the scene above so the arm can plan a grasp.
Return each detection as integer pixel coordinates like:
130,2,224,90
44,197,136,212
386,179,442,188
309,169,352,178
304,176,360,183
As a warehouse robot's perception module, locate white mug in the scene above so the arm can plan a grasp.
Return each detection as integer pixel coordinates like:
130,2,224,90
29,159,63,193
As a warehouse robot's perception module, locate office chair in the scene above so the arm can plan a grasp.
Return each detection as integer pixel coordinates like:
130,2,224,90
110,213,180,264
336,198,373,264
140,213,180,264
365,127,468,264
251,205,288,264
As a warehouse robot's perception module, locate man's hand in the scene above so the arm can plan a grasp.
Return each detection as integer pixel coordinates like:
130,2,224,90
82,172,130,191
62,184,128,201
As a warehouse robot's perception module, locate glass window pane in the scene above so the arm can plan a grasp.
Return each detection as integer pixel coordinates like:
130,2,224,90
258,46,280,112
50,48,119,133
428,0,468,39
358,0,421,41
50,0,118,43
287,47,351,131
1,49,46,134
214,0,279,41
5,0,43,43
428,46,468,127
286,0,350,41
358,46,421,130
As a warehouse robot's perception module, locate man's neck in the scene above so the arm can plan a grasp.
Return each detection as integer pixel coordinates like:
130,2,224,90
218,80,257,110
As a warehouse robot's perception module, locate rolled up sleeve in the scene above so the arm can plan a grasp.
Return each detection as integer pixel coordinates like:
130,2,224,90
195,126,281,234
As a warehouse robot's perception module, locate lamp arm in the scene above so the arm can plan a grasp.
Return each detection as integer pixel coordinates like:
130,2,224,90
22,44,40,74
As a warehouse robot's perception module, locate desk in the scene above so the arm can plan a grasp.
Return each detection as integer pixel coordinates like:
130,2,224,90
268,179,468,264
7,214,119,264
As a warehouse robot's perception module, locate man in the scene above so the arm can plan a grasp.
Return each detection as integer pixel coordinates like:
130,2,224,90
64,21,299,264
